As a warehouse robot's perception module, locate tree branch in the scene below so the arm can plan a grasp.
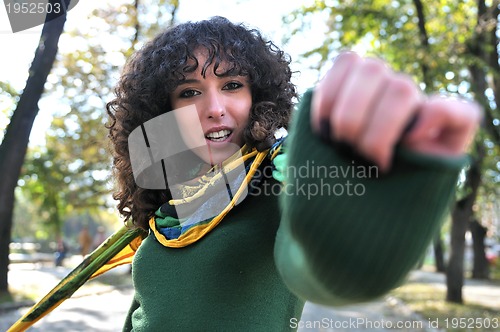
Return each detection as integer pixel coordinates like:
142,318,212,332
412,0,432,90
132,0,140,47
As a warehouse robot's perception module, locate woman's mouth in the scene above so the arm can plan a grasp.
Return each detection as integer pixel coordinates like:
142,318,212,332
205,129,232,142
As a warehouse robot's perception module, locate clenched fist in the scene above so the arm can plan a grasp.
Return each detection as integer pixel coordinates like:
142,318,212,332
311,52,481,172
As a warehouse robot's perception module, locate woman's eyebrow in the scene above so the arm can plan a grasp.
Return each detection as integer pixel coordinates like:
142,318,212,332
177,78,199,85
177,74,245,85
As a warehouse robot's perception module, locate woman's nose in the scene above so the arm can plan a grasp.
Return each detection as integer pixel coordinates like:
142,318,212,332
205,92,225,119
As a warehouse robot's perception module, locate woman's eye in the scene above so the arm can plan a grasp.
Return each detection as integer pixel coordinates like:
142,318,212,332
223,82,243,90
179,89,200,98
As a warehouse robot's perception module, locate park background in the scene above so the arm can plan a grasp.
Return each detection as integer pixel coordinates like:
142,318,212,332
0,0,499,330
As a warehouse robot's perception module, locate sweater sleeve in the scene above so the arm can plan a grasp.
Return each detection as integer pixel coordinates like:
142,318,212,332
274,89,468,306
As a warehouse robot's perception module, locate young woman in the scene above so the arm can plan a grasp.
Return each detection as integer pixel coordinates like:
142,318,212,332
106,16,480,331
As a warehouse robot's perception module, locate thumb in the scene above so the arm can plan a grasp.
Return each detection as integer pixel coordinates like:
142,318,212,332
403,96,481,157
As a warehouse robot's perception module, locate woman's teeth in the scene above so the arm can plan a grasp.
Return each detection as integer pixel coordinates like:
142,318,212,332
206,129,231,142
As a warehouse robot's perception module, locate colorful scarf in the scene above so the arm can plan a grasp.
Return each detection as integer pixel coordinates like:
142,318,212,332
150,138,285,248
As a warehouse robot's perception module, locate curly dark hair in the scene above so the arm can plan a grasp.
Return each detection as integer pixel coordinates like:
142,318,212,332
106,16,297,229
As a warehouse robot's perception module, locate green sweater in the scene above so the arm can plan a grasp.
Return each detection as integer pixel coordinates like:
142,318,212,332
124,90,467,331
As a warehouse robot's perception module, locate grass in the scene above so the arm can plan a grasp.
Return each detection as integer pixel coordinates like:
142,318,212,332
0,291,15,305
391,282,500,331
491,261,500,280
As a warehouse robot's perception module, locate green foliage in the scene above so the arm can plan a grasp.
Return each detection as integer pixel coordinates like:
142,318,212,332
286,0,479,90
0,81,18,97
14,0,180,240
286,0,500,230
0,81,19,144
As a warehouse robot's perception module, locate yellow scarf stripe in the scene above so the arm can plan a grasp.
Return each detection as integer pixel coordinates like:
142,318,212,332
150,150,268,248
89,235,143,279
270,144,283,160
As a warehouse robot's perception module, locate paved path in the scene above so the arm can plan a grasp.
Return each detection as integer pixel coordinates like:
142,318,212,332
1,287,133,331
299,296,431,331
299,271,500,331
1,263,498,331
0,261,133,331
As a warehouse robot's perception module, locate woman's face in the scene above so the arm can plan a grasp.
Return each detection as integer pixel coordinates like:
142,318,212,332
170,51,252,166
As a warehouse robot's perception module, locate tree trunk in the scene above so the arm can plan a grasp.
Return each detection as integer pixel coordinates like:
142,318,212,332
446,200,468,303
433,234,446,272
446,147,483,303
0,1,69,295
412,0,433,91
470,219,490,279
446,0,494,303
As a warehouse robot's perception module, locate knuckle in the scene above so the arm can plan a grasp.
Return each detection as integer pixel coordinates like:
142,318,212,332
359,137,386,160
343,115,361,132
335,115,362,139
335,51,362,65
360,58,388,76
388,74,417,99
330,52,362,74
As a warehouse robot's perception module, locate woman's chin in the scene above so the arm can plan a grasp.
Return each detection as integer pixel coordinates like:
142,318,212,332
198,144,242,166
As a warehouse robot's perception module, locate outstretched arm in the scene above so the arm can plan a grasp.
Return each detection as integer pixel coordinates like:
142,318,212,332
274,52,480,306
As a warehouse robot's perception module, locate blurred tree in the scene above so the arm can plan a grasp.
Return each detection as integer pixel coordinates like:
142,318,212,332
1,86,41,240
470,219,490,278
433,232,446,273
18,0,180,237
1,0,181,298
464,0,500,280
285,0,500,303
0,0,71,297
12,0,179,255
18,129,112,241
